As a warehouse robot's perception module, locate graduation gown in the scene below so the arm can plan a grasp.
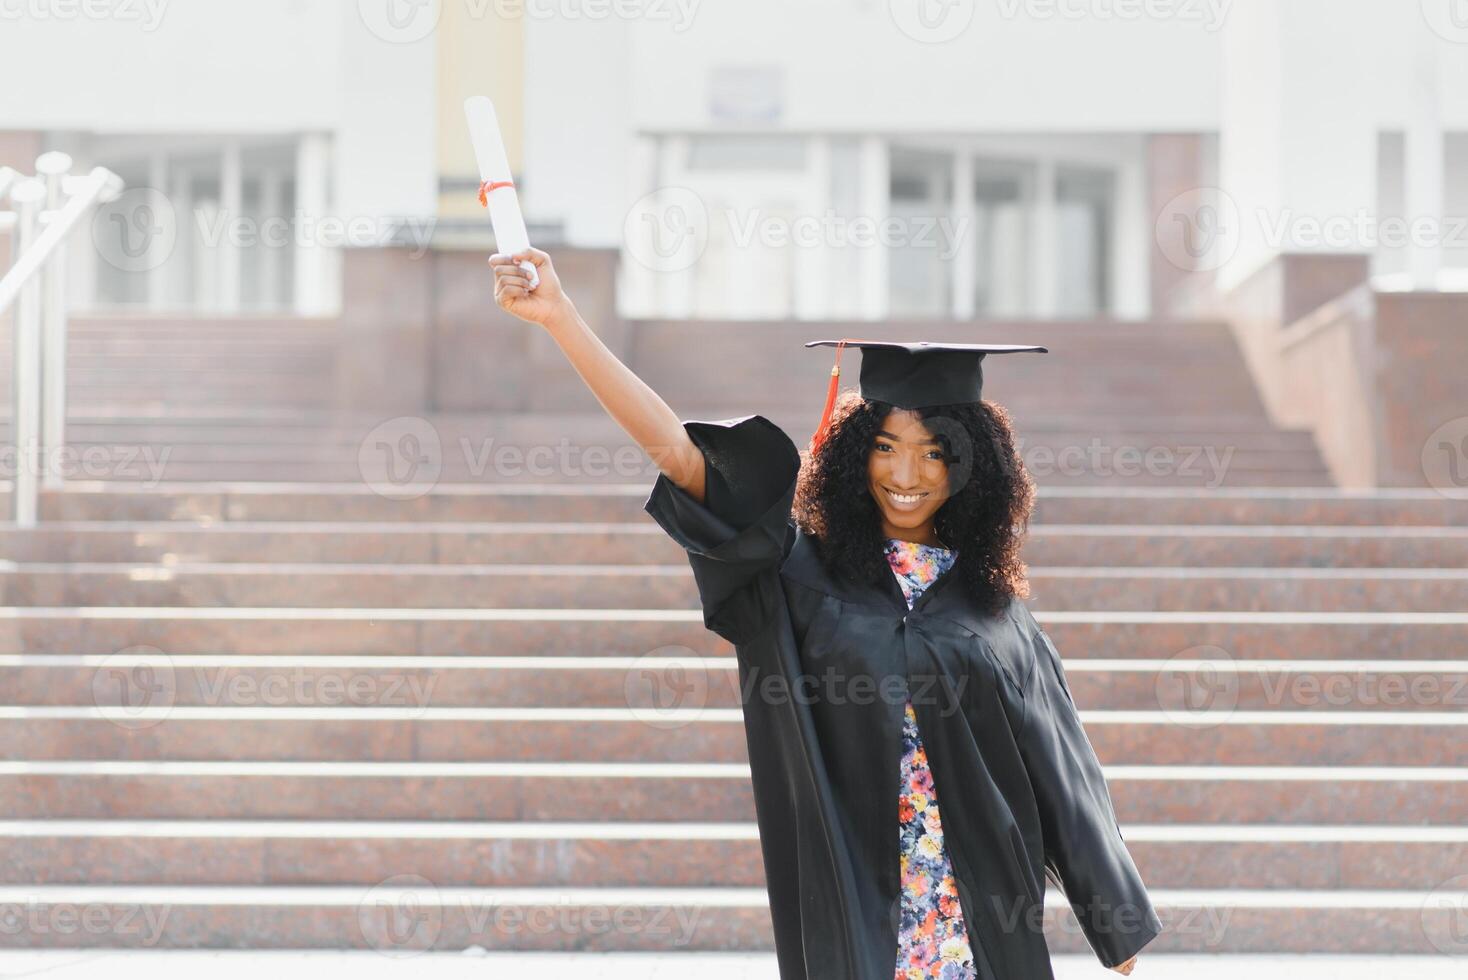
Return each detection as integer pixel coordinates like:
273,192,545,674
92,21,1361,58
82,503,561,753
644,414,1162,980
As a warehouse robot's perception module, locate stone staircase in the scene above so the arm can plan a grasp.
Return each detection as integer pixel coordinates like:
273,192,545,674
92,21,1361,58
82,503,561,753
1,317,1466,955
0,410,1331,488
0,316,338,415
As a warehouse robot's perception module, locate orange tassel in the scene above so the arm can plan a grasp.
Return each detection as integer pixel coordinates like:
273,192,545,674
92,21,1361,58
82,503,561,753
809,340,848,455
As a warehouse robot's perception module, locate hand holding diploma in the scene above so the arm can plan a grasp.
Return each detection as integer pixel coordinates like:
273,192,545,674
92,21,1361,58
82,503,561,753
490,247,572,327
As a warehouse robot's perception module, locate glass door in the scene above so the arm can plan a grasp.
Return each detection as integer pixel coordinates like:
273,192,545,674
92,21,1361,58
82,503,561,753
889,147,952,318
1055,163,1113,316
971,158,1033,317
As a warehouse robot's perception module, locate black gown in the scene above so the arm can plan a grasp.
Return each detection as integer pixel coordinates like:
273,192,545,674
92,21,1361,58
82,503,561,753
643,414,1163,980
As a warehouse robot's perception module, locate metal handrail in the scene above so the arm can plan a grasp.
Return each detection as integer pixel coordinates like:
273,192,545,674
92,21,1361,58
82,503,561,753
2,155,124,525
0,165,122,315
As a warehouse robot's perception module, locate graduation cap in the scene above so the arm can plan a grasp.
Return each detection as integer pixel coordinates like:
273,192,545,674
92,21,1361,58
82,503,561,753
804,339,1049,453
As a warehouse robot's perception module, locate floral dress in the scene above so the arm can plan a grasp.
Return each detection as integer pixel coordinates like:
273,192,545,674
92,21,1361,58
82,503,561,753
885,537,978,980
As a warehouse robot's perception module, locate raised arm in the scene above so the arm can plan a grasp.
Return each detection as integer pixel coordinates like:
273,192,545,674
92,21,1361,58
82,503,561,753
491,248,801,647
489,247,707,503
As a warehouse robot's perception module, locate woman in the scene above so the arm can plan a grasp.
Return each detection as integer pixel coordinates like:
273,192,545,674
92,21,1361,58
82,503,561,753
489,247,1160,980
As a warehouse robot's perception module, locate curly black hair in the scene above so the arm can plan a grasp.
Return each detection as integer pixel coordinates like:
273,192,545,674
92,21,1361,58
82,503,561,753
792,390,1034,617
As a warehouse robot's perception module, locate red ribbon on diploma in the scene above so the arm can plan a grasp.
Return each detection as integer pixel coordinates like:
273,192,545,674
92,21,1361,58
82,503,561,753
478,179,515,207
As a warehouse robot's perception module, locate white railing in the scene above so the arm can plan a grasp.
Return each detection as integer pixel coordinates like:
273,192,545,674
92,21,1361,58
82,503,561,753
0,153,124,526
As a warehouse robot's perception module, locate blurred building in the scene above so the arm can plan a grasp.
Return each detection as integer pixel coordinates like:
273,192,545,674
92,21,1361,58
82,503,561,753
2,0,1465,321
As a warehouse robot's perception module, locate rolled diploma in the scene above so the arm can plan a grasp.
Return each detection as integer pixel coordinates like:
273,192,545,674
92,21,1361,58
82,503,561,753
464,95,539,289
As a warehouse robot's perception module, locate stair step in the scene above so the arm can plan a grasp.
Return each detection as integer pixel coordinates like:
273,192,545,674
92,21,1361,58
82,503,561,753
20,468,1337,488
6,655,1466,711
1,822,1462,890
5,608,1468,658
13,485,1464,525
2,563,1465,611
4,523,1467,567
1,762,1465,823
2,711,1467,765
0,885,1462,953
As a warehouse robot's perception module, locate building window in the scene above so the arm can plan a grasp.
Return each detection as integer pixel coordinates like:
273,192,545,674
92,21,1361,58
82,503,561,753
82,134,330,315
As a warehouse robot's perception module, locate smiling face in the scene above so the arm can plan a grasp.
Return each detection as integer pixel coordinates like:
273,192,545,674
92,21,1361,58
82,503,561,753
867,408,951,546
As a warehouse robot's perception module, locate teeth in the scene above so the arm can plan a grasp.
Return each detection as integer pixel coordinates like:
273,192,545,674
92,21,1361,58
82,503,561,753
888,491,924,504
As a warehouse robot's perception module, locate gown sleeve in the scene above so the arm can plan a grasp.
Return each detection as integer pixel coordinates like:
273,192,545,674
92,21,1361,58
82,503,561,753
642,414,802,646
1017,625,1163,968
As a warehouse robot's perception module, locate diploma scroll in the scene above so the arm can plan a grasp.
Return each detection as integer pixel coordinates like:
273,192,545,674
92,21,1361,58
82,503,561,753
464,95,539,289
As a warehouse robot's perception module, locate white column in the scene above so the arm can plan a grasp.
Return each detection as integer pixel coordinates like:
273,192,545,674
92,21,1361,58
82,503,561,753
218,138,242,313
147,151,170,309
1404,25,1443,290
654,135,695,320
66,197,97,312
616,135,659,319
167,163,192,310
1029,157,1057,317
1112,149,1148,317
950,151,976,319
857,136,889,321
257,167,283,311
294,133,333,316
794,136,832,320
1216,0,1378,293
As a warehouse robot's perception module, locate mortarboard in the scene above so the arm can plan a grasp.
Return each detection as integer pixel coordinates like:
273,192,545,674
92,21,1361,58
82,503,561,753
804,339,1048,453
